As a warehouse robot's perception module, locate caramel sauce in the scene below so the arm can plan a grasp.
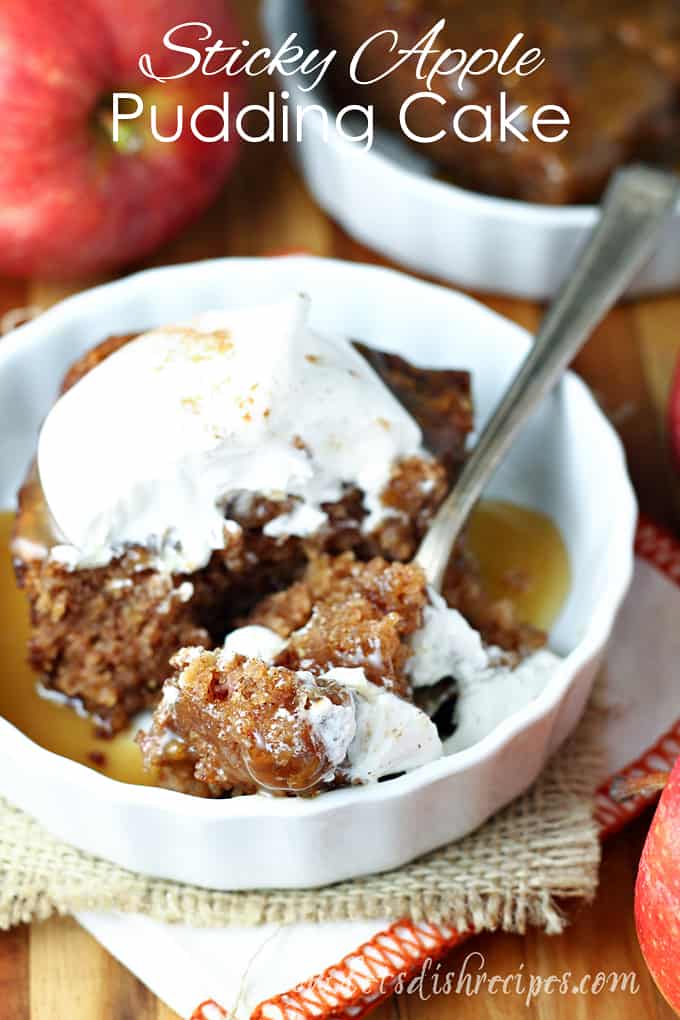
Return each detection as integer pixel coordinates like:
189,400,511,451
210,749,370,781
466,500,570,632
0,501,569,786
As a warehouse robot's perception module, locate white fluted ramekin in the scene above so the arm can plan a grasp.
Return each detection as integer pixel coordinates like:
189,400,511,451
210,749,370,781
0,256,635,889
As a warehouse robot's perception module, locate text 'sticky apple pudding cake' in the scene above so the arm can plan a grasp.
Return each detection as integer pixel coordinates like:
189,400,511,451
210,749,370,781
9,294,568,797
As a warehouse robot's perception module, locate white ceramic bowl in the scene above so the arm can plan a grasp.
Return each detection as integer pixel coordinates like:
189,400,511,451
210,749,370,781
262,0,680,301
0,256,635,890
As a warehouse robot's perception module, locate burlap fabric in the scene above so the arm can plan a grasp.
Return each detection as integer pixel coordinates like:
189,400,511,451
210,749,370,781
0,698,603,936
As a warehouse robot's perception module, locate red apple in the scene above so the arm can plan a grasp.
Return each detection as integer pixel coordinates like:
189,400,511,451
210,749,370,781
0,0,245,278
669,352,680,472
635,758,680,1014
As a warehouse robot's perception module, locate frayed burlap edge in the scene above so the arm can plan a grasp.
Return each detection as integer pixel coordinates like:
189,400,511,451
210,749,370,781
0,698,604,936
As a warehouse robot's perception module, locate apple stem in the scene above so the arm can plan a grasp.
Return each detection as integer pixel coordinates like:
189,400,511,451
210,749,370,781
609,771,669,802
95,102,143,156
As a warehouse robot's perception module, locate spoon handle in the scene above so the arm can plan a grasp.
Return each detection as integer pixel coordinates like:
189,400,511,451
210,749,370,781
415,165,680,591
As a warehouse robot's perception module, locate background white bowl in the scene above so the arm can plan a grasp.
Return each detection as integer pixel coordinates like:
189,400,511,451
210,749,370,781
0,256,635,889
263,0,680,301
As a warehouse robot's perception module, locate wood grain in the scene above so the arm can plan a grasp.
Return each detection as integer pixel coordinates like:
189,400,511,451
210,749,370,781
0,926,29,1020
1,0,680,1016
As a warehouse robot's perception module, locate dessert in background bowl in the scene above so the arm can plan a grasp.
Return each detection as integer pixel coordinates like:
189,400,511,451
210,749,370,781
310,0,680,206
0,256,635,888
262,1,680,299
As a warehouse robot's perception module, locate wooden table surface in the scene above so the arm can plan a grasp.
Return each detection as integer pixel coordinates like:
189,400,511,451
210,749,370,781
1,3,679,1016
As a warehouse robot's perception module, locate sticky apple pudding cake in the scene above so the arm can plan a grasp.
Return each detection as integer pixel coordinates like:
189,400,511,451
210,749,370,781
139,549,556,797
12,294,560,796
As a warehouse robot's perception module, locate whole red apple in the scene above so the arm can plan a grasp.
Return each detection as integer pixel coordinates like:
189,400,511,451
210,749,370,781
0,0,245,279
668,353,680,472
635,758,680,1014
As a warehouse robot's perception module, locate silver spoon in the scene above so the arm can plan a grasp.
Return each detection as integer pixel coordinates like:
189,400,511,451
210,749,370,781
415,165,680,591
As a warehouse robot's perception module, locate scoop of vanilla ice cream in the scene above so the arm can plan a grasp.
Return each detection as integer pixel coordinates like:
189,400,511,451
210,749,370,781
443,649,561,754
407,590,561,754
300,684,358,773
39,294,424,572
309,667,442,782
220,625,288,664
407,590,489,687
